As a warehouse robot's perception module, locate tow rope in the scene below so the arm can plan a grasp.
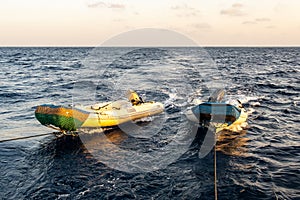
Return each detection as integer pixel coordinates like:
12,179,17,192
0,133,53,143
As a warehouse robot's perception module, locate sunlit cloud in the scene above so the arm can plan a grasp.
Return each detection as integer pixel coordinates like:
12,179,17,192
220,3,245,16
87,1,105,8
170,5,182,10
232,3,243,8
243,18,271,25
171,4,200,17
242,21,256,25
265,25,276,29
87,1,125,9
176,12,198,18
255,18,271,22
109,4,125,9
170,4,199,12
113,18,125,22
193,23,212,30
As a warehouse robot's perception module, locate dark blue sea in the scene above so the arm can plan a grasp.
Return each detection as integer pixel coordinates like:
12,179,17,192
0,47,299,199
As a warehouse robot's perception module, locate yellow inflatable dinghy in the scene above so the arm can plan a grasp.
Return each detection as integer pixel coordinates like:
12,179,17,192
35,90,164,132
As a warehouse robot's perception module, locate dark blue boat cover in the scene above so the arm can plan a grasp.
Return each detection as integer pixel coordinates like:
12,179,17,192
191,103,241,125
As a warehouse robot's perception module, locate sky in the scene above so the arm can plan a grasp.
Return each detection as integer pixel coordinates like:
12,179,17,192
0,0,300,46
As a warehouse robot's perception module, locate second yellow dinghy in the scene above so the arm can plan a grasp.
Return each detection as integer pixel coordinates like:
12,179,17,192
35,90,164,132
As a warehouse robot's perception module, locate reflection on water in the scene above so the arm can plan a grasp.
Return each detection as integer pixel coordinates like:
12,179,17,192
79,128,128,147
216,130,249,156
79,125,249,161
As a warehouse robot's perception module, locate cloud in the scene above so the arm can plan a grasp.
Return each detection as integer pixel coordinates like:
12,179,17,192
220,3,245,16
87,1,105,8
87,1,125,9
109,4,125,9
171,5,181,10
242,21,256,25
176,12,198,18
255,18,271,22
113,18,125,22
171,4,198,11
232,3,243,8
243,18,271,25
193,23,212,30
265,25,276,29
171,4,201,17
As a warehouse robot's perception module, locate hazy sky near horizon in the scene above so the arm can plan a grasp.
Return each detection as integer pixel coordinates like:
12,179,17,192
1,0,300,46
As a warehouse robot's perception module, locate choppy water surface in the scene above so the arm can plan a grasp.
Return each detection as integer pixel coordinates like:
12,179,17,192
0,47,299,199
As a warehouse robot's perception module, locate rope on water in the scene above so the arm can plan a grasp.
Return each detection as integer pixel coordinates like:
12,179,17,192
214,133,218,200
0,133,53,143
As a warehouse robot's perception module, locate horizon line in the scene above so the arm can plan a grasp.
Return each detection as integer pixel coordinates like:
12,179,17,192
0,45,300,48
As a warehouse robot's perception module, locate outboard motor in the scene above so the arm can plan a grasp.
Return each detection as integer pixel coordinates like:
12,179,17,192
126,89,144,105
